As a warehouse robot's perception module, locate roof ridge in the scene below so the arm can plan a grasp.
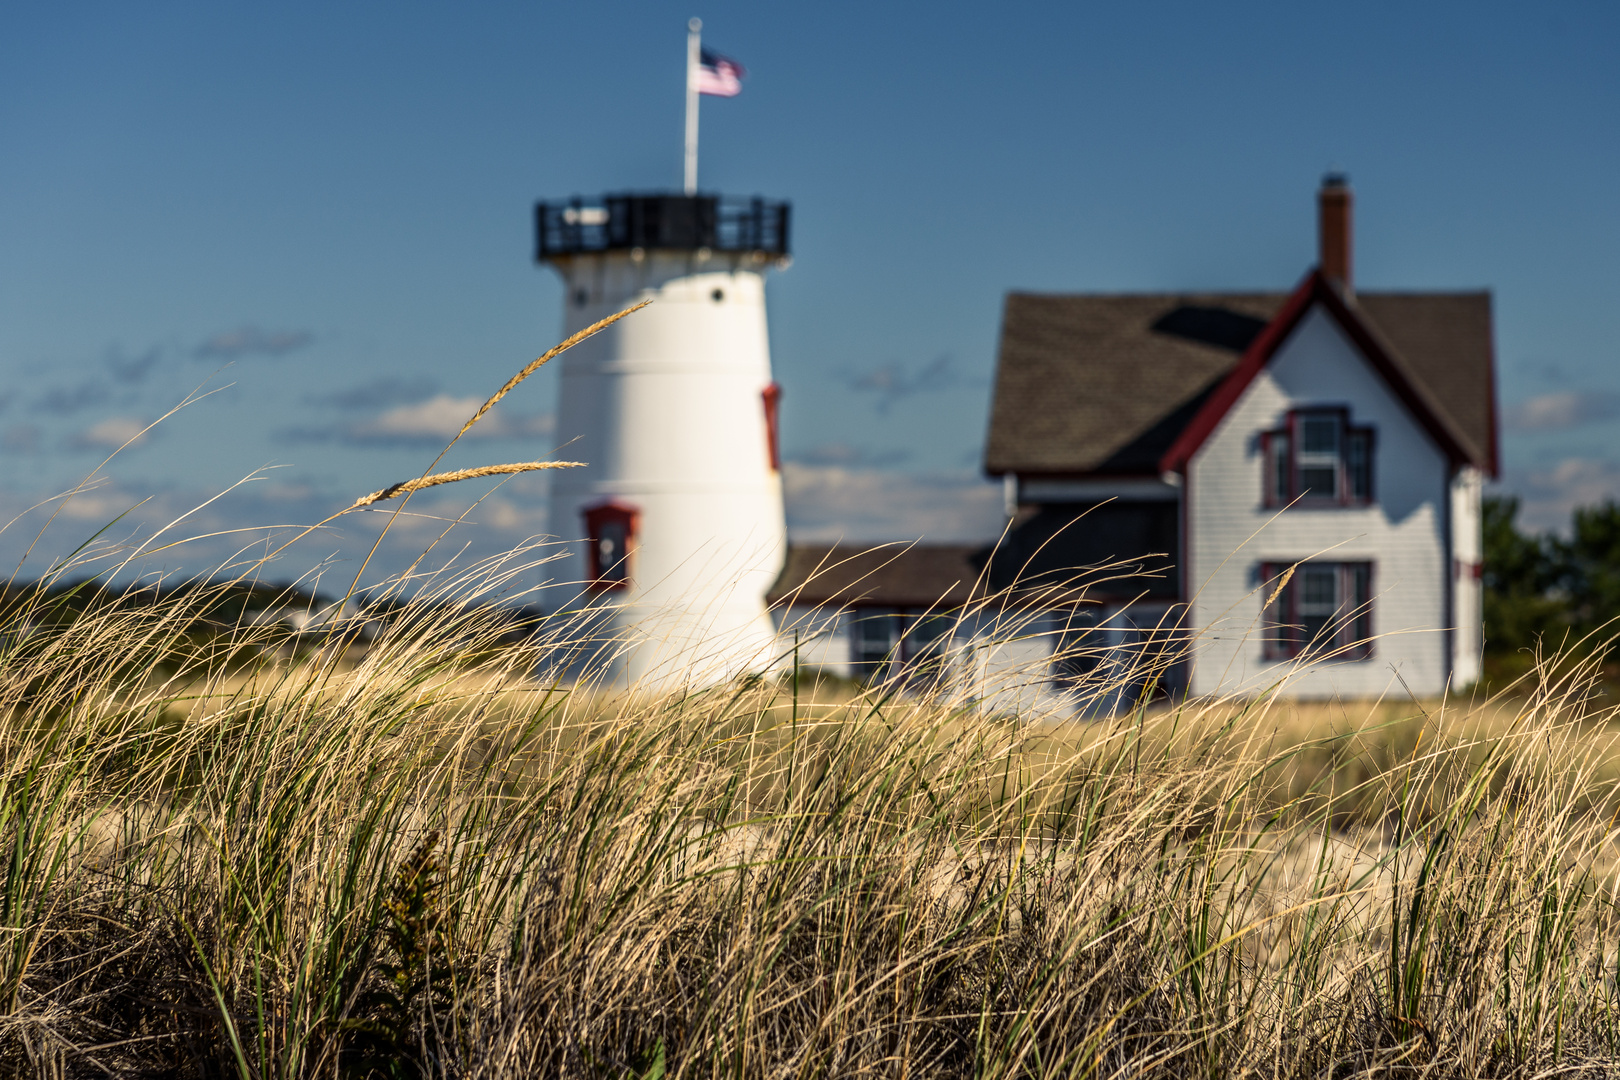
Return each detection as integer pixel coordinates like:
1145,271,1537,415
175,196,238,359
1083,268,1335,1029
1159,271,1483,473
1339,290,1480,465
985,280,1496,478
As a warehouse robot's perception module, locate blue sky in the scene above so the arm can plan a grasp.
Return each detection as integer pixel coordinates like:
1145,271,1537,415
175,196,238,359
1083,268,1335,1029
2,0,1617,587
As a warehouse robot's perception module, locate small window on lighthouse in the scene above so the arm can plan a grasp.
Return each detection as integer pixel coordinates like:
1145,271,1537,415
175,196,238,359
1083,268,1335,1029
711,288,725,303
583,501,638,591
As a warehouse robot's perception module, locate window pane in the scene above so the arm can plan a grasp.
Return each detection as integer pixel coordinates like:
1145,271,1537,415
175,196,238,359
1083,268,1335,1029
1264,562,1374,660
1299,466,1338,498
856,613,893,648
904,614,952,662
1351,615,1371,651
597,521,628,582
1262,566,1296,659
1300,614,1333,647
1347,432,1371,501
1055,611,1101,681
1348,563,1372,647
1270,434,1290,503
1296,567,1336,651
854,611,897,670
1300,566,1337,609
1301,416,1339,454
1347,563,1370,606
1295,413,1342,500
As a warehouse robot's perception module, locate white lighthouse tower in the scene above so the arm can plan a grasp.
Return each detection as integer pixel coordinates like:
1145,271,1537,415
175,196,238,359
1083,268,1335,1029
536,193,791,686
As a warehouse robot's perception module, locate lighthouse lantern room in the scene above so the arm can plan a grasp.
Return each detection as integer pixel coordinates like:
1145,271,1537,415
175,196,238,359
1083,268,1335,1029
536,192,792,686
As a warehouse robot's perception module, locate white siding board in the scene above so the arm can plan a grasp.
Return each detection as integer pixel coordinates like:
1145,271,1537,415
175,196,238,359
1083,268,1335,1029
772,604,854,677
1187,306,1453,698
769,605,1067,713
958,610,1074,719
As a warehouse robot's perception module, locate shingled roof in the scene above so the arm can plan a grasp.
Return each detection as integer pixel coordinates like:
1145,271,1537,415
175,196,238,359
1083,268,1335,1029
766,544,987,609
766,536,1178,611
984,285,1497,477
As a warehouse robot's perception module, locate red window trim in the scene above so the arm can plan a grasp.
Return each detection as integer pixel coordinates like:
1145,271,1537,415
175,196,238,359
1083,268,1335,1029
582,500,639,592
1261,407,1376,509
761,382,782,473
1260,560,1374,662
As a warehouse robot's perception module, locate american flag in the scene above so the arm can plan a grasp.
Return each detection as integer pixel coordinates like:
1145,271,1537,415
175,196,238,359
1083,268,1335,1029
695,48,744,97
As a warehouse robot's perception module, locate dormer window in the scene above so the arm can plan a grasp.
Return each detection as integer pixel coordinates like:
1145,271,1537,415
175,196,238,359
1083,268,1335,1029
582,501,638,591
1262,408,1373,507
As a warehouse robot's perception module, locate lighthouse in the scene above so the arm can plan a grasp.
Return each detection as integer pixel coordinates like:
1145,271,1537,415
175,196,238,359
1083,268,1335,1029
536,193,792,686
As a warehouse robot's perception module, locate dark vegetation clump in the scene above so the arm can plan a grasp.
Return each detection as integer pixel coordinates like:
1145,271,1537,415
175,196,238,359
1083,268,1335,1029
1483,495,1620,685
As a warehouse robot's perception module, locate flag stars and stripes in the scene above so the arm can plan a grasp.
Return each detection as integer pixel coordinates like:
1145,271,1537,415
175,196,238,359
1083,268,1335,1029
696,48,745,96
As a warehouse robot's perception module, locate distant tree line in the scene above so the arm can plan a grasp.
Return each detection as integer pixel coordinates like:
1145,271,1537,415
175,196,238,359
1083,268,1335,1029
1483,495,1620,678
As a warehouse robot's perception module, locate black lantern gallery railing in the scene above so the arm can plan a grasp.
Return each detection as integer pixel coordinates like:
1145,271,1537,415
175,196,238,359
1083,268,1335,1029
536,193,790,260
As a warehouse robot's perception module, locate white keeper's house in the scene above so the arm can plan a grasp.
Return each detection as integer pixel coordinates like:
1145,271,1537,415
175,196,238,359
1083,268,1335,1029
769,176,1499,703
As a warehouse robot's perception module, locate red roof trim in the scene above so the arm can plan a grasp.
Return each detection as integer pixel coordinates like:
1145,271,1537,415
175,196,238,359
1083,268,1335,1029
1157,272,1319,473
1158,269,1477,474
1313,279,1474,469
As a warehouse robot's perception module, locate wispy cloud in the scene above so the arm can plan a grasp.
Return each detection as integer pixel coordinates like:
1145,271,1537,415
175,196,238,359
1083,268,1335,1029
280,394,554,448
0,477,560,592
38,380,111,415
789,442,911,468
2,425,41,454
1496,456,1620,533
309,377,441,410
68,416,151,451
783,464,1004,543
840,355,959,413
104,345,162,384
32,342,163,413
195,325,315,360
1504,390,1620,433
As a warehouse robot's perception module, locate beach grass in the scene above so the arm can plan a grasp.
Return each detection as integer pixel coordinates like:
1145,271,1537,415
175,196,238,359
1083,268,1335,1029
6,310,1620,1076
3,580,1620,1077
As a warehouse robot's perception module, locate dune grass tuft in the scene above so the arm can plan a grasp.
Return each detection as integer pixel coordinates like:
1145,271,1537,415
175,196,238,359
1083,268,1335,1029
6,311,1620,1076
2,567,1620,1077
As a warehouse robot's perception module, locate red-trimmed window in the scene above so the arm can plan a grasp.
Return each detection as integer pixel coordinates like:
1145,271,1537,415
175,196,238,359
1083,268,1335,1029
1262,408,1374,507
1261,561,1373,661
582,501,638,591
761,382,782,472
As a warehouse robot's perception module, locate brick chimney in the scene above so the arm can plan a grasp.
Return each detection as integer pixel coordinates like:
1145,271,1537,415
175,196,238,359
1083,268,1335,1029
1318,173,1352,291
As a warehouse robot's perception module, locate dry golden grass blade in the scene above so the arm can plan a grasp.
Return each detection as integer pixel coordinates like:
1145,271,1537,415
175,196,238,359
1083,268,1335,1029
330,298,648,596
253,310,647,570
454,299,650,445
346,461,585,510
1264,563,1296,609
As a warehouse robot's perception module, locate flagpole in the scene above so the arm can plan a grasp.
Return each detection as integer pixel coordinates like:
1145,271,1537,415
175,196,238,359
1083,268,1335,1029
684,18,701,195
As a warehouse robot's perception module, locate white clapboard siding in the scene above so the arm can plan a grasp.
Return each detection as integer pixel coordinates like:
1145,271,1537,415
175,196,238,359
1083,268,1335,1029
1186,305,1453,698
772,604,855,677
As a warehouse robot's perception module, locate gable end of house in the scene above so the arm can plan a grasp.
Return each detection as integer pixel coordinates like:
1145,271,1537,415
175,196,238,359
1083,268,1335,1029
1157,271,1488,476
